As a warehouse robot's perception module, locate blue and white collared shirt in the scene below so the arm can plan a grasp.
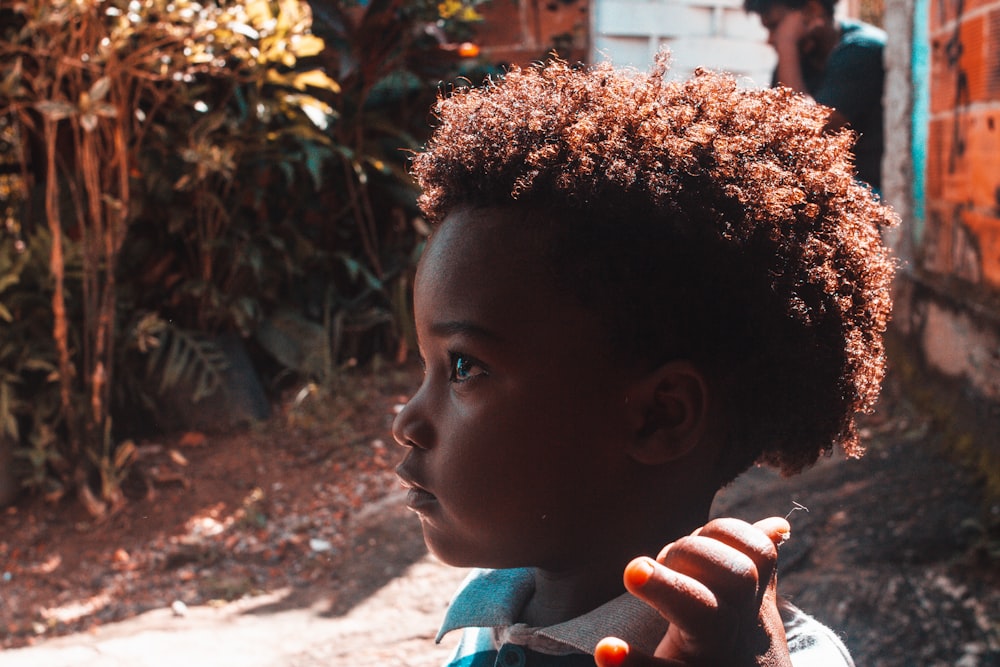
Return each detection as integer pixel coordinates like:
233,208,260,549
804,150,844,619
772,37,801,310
436,568,855,667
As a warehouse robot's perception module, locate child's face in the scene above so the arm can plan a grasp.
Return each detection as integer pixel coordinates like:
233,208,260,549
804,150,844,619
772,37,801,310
393,206,643,571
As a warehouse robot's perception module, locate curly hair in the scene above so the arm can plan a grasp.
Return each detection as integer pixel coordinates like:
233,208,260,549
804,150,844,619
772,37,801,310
411,54,896,481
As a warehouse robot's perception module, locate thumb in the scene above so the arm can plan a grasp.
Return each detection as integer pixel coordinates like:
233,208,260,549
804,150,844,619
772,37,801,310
595,637,687,667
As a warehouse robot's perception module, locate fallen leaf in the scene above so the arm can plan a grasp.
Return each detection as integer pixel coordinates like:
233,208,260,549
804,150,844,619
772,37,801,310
178,432,208,448
168,449,189,466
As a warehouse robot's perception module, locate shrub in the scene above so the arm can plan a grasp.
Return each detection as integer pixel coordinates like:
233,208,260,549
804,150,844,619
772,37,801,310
0,0,488,514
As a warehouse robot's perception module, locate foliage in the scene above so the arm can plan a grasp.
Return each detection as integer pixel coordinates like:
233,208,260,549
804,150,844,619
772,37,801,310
286,0,495,364
117,0,342,337
0,0,339,513
0,222,64,492
0,0,491,514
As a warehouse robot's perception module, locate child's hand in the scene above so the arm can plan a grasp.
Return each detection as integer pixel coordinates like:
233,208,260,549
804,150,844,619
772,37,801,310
595,517,792,667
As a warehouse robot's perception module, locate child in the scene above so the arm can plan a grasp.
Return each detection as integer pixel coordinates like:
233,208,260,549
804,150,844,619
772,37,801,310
393,53,896,666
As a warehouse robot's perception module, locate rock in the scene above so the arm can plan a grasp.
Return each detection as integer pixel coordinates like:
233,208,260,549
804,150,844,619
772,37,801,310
152,333,270,433
255,309,328,378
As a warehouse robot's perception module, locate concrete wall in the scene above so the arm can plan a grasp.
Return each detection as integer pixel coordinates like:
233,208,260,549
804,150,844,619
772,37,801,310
471,0,778,85
591,0,776,84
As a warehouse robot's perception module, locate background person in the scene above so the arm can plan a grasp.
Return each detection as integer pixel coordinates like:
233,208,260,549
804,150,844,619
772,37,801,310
745,0,886,191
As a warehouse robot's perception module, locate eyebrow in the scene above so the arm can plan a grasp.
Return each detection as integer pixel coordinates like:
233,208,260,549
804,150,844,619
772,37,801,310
429,320,504,342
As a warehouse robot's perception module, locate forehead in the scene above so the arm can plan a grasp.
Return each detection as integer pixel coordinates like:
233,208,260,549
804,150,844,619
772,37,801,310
414,206,596,346
423,204,551,264
417,206,559,304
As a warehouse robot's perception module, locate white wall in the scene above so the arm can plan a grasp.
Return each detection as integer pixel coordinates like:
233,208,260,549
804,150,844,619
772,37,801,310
591,0,776,86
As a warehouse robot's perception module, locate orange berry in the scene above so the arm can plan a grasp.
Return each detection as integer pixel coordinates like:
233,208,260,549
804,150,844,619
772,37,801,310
457,42,480,58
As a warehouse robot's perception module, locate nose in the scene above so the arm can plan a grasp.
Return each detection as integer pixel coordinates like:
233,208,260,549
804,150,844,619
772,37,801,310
392,386,432,450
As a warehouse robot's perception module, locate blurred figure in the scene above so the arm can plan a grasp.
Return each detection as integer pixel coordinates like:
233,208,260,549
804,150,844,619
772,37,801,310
746,0,885,191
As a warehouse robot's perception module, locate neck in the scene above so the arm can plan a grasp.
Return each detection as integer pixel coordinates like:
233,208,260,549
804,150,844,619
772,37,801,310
520,567,613,627
519,501,714,627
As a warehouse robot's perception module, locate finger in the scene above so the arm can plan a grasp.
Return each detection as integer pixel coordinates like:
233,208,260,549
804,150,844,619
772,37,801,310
622,556,735,639
753,516,791,548
657,535,759,617
594,637,687,667
687,518,781,601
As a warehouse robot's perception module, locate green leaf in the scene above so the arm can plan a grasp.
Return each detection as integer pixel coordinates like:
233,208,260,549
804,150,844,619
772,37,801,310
1,381,18,440
0,57,24,99
0,271,20,295
292,69,340,93
148,326,229,404
289,35,326,59
304,143,325,190
22,358,56,373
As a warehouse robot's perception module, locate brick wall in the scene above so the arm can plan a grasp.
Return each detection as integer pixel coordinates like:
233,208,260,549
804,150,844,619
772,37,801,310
897,0,1000,407
473,0,591,66
882,0,1000,492
923,0,1000,286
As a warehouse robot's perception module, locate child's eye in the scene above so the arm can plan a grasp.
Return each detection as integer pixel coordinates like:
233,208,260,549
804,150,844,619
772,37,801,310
448,352,487,383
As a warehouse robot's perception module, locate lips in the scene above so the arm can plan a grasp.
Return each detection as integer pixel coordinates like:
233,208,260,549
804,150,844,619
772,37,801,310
404,487,439,513
396,466,438,513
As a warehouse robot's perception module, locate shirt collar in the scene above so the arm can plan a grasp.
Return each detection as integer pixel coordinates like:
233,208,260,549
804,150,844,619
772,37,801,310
436,568,668,655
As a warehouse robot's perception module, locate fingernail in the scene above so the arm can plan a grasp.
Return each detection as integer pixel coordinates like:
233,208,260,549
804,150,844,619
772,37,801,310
595,637,629,667
624,557,655,588
656,542,673,562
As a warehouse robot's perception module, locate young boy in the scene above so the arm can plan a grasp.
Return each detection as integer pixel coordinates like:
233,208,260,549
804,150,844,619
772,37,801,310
393,53,896,666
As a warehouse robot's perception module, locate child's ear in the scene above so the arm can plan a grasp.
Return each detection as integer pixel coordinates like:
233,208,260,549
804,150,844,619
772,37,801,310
625,360,710,466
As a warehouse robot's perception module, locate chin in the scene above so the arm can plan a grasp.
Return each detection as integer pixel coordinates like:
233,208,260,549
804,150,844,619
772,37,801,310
423,532,516,570
420,526,473,567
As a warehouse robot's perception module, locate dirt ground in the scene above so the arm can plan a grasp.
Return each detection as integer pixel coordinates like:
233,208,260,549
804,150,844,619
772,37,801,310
1,363,998,666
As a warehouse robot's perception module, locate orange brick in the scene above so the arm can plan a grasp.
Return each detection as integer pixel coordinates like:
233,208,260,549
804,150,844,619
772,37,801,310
929,0,959,32
928,111,1000,209
959,15,989,103
965,0,1000,15
928,8,1000,108
475,0,590,66
962,110,1000,208
919,201,956,275
927,114,981,204
960,209,1000,287
924,117,947,199
989,9,1000,98
929,34,963,115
